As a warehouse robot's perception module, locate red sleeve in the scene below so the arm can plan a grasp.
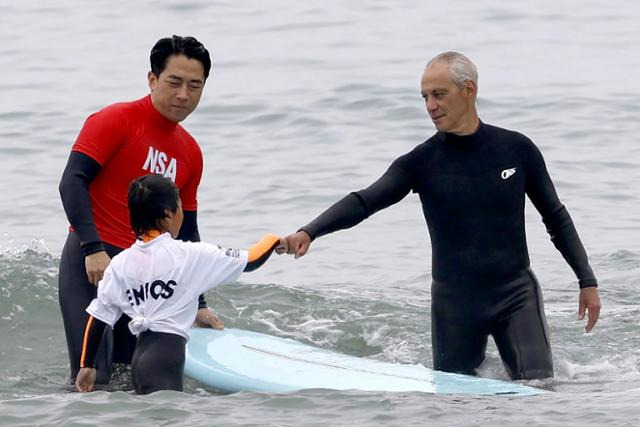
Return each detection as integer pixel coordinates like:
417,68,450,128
72,105,129,165
179,138,203,211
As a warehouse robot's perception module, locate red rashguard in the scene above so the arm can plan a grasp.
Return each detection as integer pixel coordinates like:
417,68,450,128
72,95,203,249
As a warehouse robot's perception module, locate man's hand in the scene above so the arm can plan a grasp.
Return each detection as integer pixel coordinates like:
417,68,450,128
195,308,224,330
85,251,111,285
76,367,97,392
579,286,601,333
281,231,312,259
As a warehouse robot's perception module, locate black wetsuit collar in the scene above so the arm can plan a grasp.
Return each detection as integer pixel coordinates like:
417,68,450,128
443,120,486,146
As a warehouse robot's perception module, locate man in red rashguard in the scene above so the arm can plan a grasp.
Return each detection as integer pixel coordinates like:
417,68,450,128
58,35,222,384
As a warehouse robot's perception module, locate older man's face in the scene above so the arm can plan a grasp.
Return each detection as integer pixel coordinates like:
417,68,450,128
420,61,477,135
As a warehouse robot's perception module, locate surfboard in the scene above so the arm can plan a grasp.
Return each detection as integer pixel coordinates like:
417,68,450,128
185,328,543,396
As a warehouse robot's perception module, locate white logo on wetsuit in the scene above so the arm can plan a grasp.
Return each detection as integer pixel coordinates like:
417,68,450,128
501,168,516,180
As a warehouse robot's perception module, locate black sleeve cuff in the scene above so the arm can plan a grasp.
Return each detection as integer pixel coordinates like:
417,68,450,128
579,279,598,289
81,241,106,257
297,227,316,242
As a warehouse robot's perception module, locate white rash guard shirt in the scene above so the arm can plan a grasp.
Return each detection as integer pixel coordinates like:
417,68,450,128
86,233,248,340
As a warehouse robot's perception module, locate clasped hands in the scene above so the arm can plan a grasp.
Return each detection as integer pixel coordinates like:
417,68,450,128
275,231,311,259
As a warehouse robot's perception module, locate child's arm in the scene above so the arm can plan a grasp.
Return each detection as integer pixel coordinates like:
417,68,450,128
75,315,108,392
193,235,287,295
244,234,287,272
76,266,122,393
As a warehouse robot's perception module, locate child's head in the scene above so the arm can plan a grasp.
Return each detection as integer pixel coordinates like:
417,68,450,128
128,174,183,238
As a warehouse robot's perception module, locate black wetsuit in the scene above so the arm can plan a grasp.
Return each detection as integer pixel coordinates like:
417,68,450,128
78,316,188,394
58,152,207,383
300,121,597,379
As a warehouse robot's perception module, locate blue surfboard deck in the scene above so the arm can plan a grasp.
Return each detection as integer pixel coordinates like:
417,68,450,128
185,328,542,396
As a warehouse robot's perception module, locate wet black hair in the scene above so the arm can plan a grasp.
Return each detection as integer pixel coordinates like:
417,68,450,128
150,35,212,80
128,174,180,237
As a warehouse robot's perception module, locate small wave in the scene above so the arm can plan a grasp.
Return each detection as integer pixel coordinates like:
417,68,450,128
212,282,429,362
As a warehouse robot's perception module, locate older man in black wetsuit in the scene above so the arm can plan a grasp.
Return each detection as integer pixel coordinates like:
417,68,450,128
283,51,601,380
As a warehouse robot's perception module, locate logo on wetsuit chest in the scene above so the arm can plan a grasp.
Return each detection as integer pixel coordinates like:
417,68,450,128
126,280,178,306
501,168,517,180
142,146,177,182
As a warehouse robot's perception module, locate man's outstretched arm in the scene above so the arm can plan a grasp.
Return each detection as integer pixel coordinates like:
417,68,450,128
286,162,412,258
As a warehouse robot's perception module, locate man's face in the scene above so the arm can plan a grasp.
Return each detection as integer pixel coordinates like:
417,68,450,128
420,61,476,134
148,54,205,123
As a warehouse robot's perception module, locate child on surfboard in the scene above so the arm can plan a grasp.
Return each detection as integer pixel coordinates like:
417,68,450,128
75,173,286,394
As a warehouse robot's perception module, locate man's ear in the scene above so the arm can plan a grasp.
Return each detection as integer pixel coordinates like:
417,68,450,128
148,71,158,92
465,80,478,98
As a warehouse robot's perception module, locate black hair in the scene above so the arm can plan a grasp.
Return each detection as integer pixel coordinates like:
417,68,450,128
150,35,212,80
128,174,180,237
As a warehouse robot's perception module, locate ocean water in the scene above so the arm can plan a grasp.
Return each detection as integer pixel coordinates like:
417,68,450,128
1,0,640,425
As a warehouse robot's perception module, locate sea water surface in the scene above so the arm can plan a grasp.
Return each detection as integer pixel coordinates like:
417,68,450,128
1,1,640,426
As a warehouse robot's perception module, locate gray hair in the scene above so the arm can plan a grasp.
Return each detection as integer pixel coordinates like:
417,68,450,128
426,51,478,89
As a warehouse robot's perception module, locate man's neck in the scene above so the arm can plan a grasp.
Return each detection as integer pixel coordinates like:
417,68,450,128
452,115,480,136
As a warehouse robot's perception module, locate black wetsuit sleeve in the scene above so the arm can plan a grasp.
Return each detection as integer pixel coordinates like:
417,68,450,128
244,234,281,272
59,151,105,257
524,143,598,288
79,315,107,369
300,162,413,240
177,210,208,309
177,210,200,242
